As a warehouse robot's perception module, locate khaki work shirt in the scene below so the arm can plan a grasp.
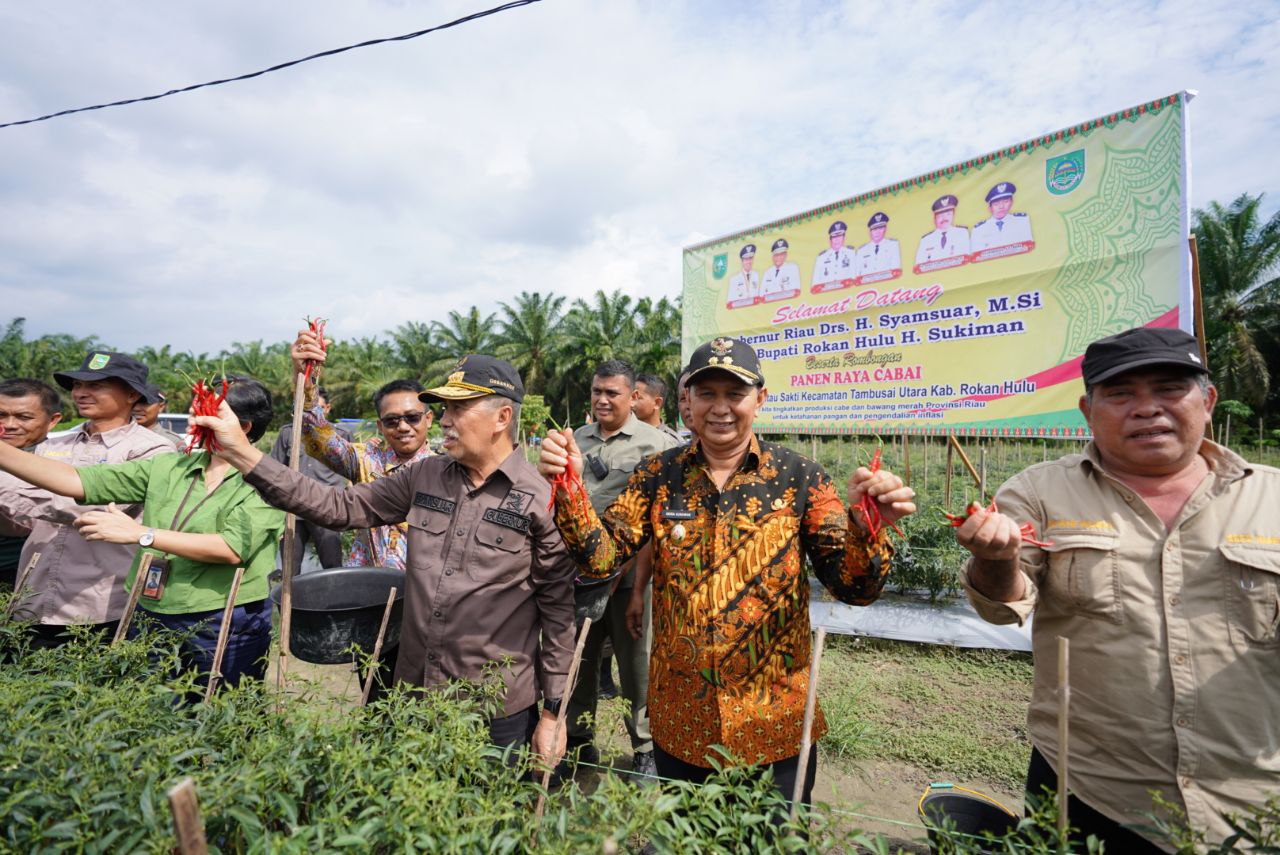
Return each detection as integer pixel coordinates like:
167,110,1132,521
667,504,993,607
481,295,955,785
245,448,576,715
964,441,1280,848
0,422,175,624
575,414,678,590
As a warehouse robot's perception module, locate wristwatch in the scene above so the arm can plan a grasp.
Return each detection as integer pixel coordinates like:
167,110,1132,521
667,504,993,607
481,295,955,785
138,529,156,548
542,697,562,716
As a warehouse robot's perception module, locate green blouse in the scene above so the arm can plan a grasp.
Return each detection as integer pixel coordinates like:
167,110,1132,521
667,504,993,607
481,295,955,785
79,452,284,614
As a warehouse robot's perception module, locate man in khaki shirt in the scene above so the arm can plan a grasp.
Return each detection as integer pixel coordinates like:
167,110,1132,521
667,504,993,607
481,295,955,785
195,353,576,766
564,360,677,782
0,352,173,644
955,327,1279,852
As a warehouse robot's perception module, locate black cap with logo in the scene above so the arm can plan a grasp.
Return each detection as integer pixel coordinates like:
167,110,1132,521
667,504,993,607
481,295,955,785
685,337,765,387
419,354,525,404
1081,327,1208,386
53,351,157,403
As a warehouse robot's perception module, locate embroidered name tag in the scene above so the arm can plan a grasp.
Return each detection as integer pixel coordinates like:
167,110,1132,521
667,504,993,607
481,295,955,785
662,509,696,520
483,508,532,533
413,492,456,515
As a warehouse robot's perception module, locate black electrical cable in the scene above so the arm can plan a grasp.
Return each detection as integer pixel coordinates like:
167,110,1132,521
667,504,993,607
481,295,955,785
0,0,542,130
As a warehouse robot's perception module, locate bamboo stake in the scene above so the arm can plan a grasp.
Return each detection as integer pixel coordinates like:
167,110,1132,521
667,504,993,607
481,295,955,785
359,586,398,706
277,371,307,696
203,567,246,703
113,553,155,644
791,627,827,819
903,433,912,486
947,433,982,491
3,551,41,620
167,777,209,855
1057,636,1071,838
534,616,593,823
944,433,954,507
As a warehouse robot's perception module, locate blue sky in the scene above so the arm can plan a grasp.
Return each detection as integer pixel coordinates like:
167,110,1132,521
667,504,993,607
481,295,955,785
1,0,1277,352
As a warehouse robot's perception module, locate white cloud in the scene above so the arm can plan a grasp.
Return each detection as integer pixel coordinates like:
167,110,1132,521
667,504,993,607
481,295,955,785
0,0,1276,353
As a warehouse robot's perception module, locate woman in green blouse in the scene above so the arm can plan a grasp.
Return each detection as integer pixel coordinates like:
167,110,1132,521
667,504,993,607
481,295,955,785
0,377,283,690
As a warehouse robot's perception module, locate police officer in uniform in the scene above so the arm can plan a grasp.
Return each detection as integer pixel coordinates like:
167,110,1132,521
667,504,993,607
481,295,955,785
856,212,901,276
915,194,970,265
726,244,760,304
810,221,857,292
760,238,802,299
971,182,1033,252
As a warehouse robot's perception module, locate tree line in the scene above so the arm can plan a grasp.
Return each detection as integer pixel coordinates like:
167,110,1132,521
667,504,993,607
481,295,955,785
2,193,1277,437
0,290,683,427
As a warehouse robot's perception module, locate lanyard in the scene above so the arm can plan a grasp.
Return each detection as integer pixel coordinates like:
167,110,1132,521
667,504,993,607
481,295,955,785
167,472,225,534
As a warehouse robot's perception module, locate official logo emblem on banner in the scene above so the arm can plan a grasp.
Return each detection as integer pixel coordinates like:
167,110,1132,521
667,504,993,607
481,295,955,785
712,253,728,279
88,353,111,370
1046,149,1085,195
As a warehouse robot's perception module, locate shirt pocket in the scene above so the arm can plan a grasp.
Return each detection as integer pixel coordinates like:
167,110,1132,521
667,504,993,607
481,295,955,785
1042,530,1122,623
468,521,526,581
405,509,450,567
1220,542,1280,648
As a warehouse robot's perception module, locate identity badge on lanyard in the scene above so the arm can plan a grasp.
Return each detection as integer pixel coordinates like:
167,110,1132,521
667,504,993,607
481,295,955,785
141,474,221,601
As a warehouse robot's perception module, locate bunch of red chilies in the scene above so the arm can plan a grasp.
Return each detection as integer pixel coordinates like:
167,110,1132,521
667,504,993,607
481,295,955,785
544,425,590,513
857,447,904,539
303,316,328,384
186,377,230,454
940,500,1053,548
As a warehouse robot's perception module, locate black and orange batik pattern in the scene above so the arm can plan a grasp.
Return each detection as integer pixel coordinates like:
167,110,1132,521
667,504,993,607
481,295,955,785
554,436,893,768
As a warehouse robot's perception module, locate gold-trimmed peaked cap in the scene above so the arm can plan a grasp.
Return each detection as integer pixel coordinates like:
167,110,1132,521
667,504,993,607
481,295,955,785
419,354,525,403
685,337,764,387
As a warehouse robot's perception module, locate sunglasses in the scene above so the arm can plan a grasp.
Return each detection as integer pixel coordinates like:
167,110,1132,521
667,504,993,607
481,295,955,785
379,411,428,429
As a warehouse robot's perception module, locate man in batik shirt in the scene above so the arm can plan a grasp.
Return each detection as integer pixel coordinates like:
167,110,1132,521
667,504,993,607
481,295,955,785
539,337,915,806
290,327,433,570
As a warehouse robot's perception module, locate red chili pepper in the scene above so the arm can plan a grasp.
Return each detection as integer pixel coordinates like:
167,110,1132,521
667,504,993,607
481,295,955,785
185,375,235,454
302,316,328,384
941,499,1053,547
856,447,904,539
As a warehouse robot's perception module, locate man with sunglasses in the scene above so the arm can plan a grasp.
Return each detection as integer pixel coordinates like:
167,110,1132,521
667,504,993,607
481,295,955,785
193,352,577,769
288,327,434,571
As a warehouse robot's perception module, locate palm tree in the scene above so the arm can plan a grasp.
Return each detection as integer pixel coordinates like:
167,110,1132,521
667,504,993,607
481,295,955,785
389,321,441,381
427,308,497,384
496,291,565,395
1194,193,1280,407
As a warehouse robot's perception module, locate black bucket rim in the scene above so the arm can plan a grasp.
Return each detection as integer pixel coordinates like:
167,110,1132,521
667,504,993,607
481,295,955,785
269,566,406,614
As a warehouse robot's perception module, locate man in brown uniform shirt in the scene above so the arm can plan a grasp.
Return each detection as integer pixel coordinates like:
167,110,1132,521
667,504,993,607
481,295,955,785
195,354,577,765
956,327,1280,852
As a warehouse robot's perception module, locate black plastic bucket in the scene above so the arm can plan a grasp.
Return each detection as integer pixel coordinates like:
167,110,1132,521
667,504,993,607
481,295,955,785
918,784,1019,854
270,567,406,665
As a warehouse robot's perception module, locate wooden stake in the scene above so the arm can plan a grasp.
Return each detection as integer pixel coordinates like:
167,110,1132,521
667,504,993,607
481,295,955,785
167,777,209,855
1057,636,1070,838
534,617,593,824
791,626,827,819
203,567,246,703
277,371,307,695
922,437,930,495
359,586,398,706
3,551,41,620
903,433,912,486
947,434,982,491
944,433,954,507
978,448,987,501
112,552,155,644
